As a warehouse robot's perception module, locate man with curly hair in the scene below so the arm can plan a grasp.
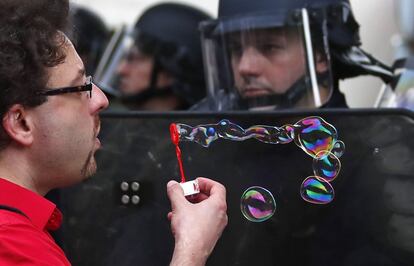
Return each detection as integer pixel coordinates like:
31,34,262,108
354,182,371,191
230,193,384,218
0,0,227,265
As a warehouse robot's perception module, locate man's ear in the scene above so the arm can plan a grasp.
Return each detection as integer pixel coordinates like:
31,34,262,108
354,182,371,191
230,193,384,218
2,104,34,146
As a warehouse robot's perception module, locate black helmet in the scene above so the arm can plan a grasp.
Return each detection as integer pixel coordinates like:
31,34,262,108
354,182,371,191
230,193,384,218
218,0,360,46
69,5,110,75
198,0,393,111
95,3,211,110
132,3,211,107
135,3,208,71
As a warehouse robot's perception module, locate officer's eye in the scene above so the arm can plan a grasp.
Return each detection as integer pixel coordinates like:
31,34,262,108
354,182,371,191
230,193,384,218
229,41,243,56
258,42,285,54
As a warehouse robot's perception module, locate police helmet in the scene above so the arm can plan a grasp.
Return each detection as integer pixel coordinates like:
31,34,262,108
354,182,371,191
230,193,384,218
69,5,110,75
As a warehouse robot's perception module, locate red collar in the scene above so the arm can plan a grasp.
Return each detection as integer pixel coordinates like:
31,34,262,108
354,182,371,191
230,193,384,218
0,178,62,231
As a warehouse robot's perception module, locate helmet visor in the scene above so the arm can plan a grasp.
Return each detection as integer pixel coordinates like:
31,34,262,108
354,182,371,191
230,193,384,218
95,27,157,97
201,9,333,110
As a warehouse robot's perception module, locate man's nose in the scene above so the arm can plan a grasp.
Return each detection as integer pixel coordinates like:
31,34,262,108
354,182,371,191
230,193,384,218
117,60,129,75
91,84,109,113
237,47,262,76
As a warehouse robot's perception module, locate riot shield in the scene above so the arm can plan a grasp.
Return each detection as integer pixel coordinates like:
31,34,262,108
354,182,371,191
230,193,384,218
58,109,414,266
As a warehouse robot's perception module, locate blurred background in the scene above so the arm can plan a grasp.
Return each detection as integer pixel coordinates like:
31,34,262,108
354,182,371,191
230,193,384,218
69,0,406,108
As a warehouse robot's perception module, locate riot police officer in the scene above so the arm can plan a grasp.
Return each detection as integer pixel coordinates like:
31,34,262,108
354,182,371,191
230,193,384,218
193,0,394,111
99,3,211,110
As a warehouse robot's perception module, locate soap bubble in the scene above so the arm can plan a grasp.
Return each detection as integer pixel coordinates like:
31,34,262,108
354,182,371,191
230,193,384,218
313,151,341,182
300,176,334,204
240,186,276,222
331,140,345,158
293,116,337,158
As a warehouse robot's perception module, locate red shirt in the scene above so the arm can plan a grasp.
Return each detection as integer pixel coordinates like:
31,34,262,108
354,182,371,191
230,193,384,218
0,178,70,265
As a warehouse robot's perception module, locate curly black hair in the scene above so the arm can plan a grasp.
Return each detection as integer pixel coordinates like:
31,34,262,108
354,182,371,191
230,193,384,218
0,0,69,147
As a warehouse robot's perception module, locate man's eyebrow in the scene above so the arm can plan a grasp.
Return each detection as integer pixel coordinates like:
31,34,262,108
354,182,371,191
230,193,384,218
68,68,86,86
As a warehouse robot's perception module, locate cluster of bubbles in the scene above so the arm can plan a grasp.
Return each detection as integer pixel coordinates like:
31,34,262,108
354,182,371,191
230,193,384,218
173,116,344,222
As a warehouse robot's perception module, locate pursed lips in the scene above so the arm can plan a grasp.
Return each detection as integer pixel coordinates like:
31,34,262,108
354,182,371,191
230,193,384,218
94,118,101,148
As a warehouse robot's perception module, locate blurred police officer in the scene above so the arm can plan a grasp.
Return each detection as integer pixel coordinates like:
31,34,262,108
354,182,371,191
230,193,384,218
100,3,211,111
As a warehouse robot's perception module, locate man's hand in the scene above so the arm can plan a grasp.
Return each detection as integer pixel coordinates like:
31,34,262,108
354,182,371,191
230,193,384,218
167,177,228,266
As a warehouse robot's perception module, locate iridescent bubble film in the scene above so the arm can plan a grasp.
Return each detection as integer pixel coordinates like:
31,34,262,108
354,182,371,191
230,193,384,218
278,124,294,144
300,176,334,204
176,123,218,147
313,151,341,182
172,116,343,205
293,116,337,158
245,125,282,144
240,186,276,222
331,140,345,158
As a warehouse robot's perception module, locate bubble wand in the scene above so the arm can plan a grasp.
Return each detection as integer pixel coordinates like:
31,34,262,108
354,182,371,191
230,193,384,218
170,123,200,196
170,123,186,183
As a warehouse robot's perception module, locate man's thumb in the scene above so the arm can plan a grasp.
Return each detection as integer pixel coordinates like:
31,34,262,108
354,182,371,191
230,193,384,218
166,180,185,209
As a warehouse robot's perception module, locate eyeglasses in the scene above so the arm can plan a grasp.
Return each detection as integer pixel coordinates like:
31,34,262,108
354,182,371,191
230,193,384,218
36,76,93,98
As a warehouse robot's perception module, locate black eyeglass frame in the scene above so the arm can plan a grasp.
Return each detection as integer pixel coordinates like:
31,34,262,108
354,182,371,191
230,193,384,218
36,76,93,98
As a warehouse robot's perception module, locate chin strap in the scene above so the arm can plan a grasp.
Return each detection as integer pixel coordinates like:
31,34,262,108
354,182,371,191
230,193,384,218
119,52,179,109
235,76,311,110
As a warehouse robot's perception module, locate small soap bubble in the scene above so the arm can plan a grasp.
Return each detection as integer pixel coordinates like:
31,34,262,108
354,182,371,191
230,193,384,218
278,124,294,144
331,140,345,158
313,151,341,182
240,186,276,222
300,176,334,204
219,120,228,126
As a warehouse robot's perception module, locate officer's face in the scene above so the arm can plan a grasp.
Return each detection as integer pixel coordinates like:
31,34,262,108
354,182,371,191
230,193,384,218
117,46,154,95
116,46,175,96
229,28,326,99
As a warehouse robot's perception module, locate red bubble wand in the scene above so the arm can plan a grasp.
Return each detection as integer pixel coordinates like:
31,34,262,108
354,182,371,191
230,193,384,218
170,123,186,183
